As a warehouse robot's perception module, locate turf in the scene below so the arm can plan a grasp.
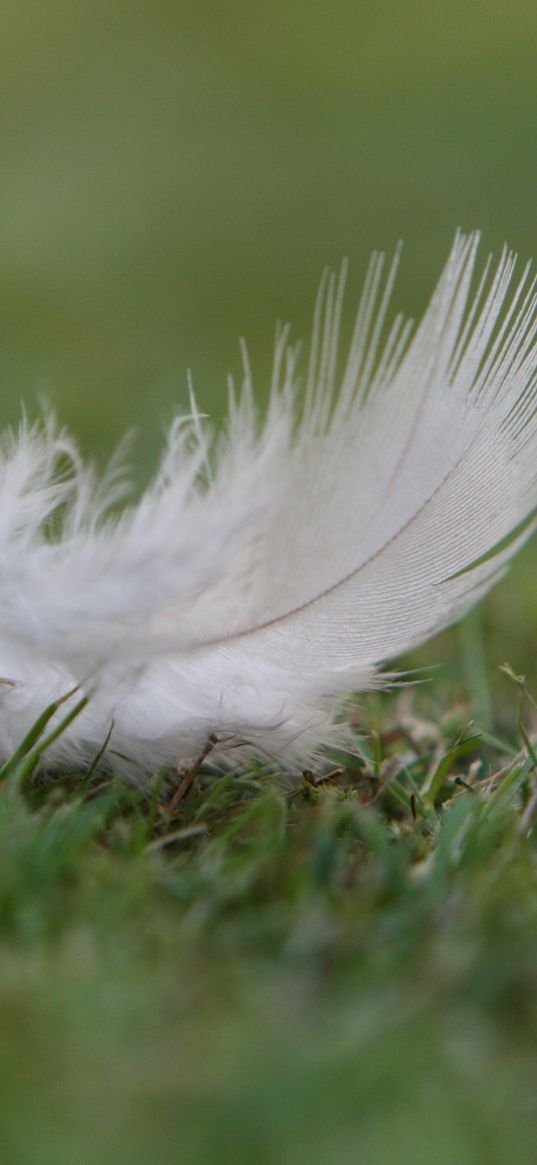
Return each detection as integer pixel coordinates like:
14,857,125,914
1,666,537,1164
1,4,537,1159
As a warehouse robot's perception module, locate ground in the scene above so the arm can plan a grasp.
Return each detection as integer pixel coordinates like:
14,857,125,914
1,655,537,1165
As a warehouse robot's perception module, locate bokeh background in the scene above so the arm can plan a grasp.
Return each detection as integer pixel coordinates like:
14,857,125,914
0,0,536,685
2,7,537,1165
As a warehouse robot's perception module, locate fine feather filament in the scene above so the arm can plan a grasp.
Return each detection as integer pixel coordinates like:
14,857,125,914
0,230,535,774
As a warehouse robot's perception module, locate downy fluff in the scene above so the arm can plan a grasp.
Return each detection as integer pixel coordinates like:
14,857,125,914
0,231,536,776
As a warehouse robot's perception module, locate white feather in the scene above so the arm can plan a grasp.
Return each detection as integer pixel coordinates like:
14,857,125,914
0,230,536,775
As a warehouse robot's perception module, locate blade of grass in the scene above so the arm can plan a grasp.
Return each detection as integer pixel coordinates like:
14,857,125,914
10,694,89,790
0,686,82,783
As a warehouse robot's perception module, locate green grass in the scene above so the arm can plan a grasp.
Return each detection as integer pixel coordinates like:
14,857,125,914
1,3,537,1158
1,675,537,1163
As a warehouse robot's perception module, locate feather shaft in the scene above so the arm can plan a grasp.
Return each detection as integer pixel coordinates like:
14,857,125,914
0,231,535,775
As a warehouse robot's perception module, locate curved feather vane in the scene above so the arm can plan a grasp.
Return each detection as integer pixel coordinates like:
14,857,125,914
0,230,536,773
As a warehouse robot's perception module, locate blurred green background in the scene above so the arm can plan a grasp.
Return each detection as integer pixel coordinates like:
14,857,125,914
2,7,537,1164
0,0,536,670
